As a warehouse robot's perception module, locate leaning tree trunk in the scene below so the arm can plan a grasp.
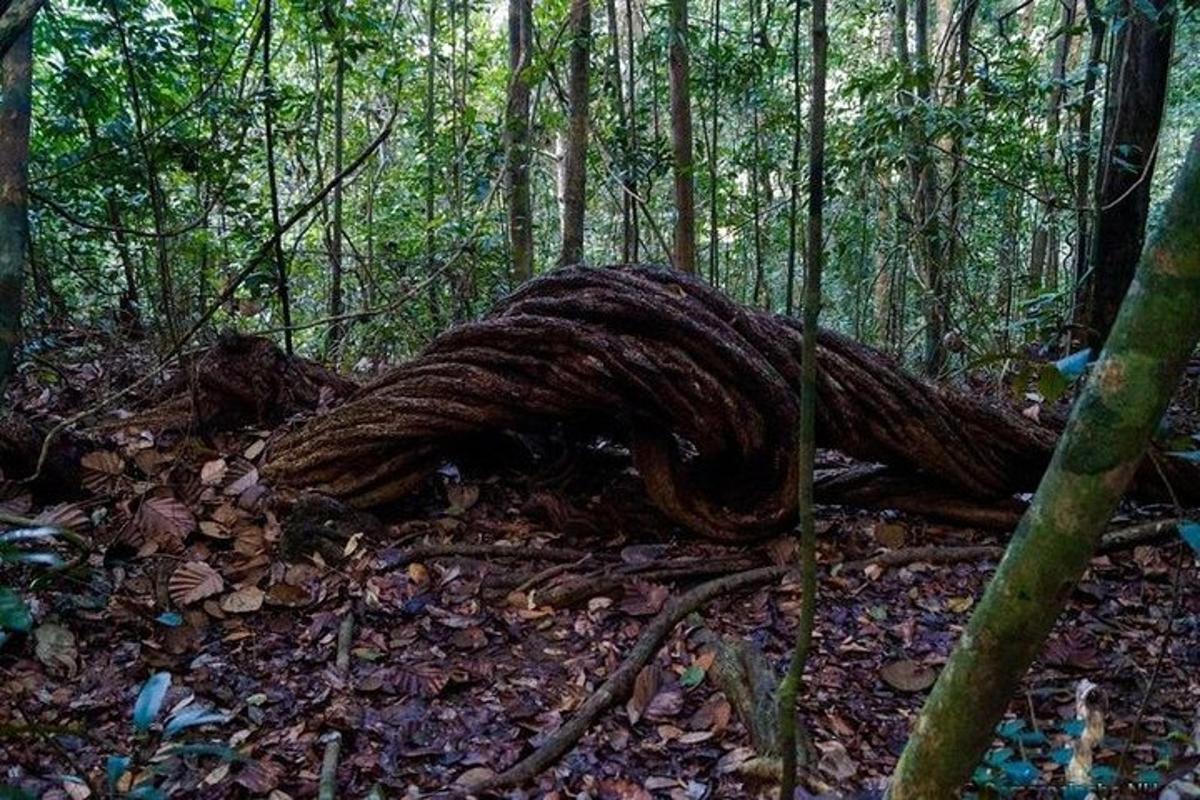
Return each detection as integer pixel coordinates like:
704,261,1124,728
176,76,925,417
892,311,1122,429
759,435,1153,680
1075,0,1173,351
888,129,1200,799
0,9,32,391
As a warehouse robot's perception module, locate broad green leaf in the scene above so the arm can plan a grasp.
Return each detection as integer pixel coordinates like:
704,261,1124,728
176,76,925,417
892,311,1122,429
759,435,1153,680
133,672,172,733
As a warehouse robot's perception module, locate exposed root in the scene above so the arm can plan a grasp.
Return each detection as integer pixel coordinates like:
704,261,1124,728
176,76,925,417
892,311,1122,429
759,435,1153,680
266,266,1200,541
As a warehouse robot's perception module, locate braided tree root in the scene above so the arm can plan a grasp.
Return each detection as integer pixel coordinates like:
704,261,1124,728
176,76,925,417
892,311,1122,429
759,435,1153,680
97,332,357,435
264,266,1198,541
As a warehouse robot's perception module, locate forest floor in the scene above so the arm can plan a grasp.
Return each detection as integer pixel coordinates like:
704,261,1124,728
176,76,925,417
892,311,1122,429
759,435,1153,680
2,330,1199,800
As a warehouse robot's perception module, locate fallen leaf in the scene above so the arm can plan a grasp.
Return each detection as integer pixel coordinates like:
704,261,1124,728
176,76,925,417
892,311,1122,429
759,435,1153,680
880,659,937,692
627,665,659,724
220,586,265,614
137,493,197,543
200,459,228,486
169,561,225,606
34,622,77,676
816,740,858,782
620,582,669,616
80,450,123,492
645,687,683,721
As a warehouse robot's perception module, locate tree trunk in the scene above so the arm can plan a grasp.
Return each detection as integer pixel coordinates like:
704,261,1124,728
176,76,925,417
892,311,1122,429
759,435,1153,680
604,0,632,263
262,0,293,355
559,0,590,266
109,0,176,340
667,0,697,273
1028,0,1076,295
708,0,720,287
329,3,349,351
1075,0,1173,351
0,13,31,389
888,130,1200,800
506,0,534,283
1071,0,1106,300
895,0,947,376
777,0,826,792
424,0,442,327
624,0,639,262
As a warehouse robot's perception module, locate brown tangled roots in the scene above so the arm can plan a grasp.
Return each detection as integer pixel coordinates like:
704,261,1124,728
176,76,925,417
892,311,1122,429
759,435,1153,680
264,265,1197,541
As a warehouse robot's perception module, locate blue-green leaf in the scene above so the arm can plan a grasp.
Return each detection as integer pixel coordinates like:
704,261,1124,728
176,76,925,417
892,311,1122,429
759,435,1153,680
126,785,167,800
105,755,130,790
132,672,171,733
679,664,705,688
1054,348,1092,379
1001,760,1039,786
1050,746,1074,765
1168,450,1200,463
155,612,183,627
1061,719,1085,736
1178,521,1200,555
164,706,228,738
159,742,244,761
1136,768,1164,787
996,719,1027,740
985,746,1015,766
1092,765,1117,786
0,588,32,633
1062,784,1091,800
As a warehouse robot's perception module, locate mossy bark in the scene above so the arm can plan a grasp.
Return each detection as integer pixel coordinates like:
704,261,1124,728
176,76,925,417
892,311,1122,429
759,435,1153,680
888,130,1200,799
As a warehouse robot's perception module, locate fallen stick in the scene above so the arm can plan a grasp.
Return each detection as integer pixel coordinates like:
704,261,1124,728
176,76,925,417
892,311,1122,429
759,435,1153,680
468,565,788,794
399,542,590,564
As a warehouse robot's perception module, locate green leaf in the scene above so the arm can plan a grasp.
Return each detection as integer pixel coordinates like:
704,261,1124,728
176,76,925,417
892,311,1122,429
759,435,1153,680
133,672,172,733
1062,719,1085,736
0,588,32,633
1038,363,1069,403
985,746,1015,766
1050,746,1073,765
155,612,183,627
679,664,705,688
1136,768,1164,787
1092,765,1117,785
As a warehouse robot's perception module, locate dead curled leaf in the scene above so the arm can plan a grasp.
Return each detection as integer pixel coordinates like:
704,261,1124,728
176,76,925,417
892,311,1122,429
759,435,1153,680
137,493,197,543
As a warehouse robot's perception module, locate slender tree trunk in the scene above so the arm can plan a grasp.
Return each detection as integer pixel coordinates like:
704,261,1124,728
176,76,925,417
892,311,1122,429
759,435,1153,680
82,116,140,323
943,0,977,312
1075,0,1173,351
888,129,1200,800
749,0,765,306
324,0,348,350
896,0,947,376
109,0,176,340
604,0,632,263
1071,0,1106,301
777,0,826,794
262,0,293,355
425,0,443,324
1029,0,1077,294
667,0,696,273
785,0,803,316
506,0,534,283
559,0,590,266
623,0,639,261
0,16,32,389
708,0,721,287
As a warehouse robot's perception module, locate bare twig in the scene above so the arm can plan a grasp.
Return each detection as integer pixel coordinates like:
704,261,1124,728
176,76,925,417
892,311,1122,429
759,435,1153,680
469,565,787,794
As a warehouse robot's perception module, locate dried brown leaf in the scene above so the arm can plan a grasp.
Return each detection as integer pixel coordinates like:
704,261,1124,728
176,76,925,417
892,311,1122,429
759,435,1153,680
169,561,225,606
626,665,659,724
